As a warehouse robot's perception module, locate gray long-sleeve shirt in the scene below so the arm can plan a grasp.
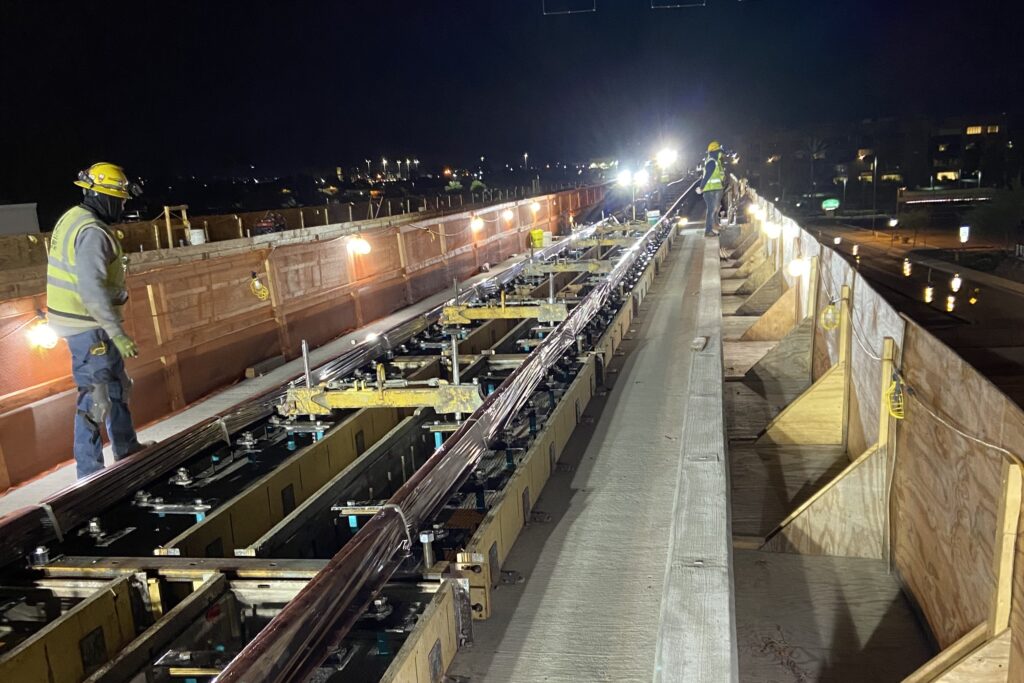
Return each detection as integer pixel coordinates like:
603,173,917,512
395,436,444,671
49,223,126,339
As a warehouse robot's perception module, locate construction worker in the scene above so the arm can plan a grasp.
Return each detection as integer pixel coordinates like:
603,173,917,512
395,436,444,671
695,141,726,236
46,163,148,479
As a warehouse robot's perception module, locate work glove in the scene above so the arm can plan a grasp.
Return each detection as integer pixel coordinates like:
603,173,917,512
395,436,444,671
695,187,703,195
112,334,139,358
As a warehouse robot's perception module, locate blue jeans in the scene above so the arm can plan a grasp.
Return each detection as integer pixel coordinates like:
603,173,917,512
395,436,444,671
703,190,722,235
66,329,141,479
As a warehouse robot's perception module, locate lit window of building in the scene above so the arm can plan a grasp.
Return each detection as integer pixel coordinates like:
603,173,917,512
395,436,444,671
881,173,903,182
937,143,949,152
966,126,982,135
987,125,1000,134
858,172,874,182
936,170,960,181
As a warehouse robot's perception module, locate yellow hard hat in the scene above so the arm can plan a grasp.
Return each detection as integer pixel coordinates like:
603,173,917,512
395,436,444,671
74,162,134,199
707,141,722,152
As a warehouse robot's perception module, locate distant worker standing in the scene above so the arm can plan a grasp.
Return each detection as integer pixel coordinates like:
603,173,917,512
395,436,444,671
695,141,726,237
46,163,148,479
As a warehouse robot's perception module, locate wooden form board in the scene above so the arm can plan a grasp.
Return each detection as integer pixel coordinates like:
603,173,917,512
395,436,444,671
762,443,887,559
735,258,775,296
739,284,799,342
0,577,136,683
744,316,813,387
735,269,785,316
733,248,765,279
893,322,1024,649
159,405,400,557
932,629,1011,682
756,362,846,446
380,582,461,683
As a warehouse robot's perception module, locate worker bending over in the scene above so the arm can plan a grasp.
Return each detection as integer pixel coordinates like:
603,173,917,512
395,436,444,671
695,141,727,237
46,163,149,479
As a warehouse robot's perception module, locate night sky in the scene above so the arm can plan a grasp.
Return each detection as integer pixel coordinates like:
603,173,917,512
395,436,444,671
2,0,1023,214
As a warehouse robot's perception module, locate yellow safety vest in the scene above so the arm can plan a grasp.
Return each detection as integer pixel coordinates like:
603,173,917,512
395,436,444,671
703,153,725,191
46,206,125,324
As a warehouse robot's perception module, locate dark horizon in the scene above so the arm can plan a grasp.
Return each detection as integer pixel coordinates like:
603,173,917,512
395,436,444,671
2,0,1023,215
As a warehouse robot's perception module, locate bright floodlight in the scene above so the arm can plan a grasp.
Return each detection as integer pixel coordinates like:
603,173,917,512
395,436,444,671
347,236,372,255
470,215,485,232
656,148,678,168
889,218,899,228
26,319,58,350
617,169,633,186
502,209,514,221
633,169,650,186
787,257,810,278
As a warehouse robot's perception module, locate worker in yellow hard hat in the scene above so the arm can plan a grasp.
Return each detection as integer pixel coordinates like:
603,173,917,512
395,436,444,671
695,141,727,237
46,162,150,479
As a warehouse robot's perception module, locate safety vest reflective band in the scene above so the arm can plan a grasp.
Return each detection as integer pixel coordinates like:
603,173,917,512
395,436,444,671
703,154,725,191
46,206,125,322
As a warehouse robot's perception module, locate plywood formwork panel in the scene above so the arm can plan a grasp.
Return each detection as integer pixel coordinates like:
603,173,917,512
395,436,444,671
736,269,785,316
932,629,1011,682
757,363,846,446
847,272,906,459
744,316,813,390
762,444,887,559
818,246,853,368
735,259,775,296
893,322,1024,649
739,285,799,341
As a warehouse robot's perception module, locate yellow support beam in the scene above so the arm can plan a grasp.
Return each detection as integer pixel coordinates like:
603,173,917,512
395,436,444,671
574,237,638,248
523,260,612,276
281,381,483,416
441,301,568,325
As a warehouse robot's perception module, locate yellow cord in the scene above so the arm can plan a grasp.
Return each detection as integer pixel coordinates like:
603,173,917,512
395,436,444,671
250,275,270,301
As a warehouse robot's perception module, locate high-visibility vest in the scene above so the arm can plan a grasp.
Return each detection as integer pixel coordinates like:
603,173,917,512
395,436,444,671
703,153,725,191
46,206,125,324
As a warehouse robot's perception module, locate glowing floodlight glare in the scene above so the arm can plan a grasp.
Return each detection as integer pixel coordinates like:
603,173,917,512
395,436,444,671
655,148,678,168
502,209,514,221
633,169,650,186
617,170,633,186
530,201,541,214
26,319,59,350
762,222,782,239
347,236,372,255
470,215,484,232
787,257,811,278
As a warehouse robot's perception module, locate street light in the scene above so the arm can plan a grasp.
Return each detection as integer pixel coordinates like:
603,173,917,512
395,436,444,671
382,158,388,177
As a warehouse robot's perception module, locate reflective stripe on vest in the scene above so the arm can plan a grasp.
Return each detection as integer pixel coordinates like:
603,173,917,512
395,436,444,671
46,206,125,322
703,154,725,191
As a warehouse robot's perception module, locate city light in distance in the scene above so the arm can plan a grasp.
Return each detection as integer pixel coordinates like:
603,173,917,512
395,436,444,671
902,258,913,277
833,236,842,245
924,285,934,303
946,295,956,312
889,218,899,228
950,273,962,292
959,225,970,243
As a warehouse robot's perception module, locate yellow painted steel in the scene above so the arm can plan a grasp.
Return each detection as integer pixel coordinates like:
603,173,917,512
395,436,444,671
281,381,483,417
0,577,136,683
380,582,461,682
441,301,569,326
523,260,612,276
574,237,639,248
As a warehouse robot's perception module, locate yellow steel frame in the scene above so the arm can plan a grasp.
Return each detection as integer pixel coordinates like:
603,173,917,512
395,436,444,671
281,381,483,417
523,260,612,276
441,301,569,326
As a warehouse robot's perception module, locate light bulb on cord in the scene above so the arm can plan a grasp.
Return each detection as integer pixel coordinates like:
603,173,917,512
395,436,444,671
470,215,484,232
787,257,810,278
762,222,782,239
833,236,842,245
950,273,962,292
530,201,541,214
502,209,514,221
